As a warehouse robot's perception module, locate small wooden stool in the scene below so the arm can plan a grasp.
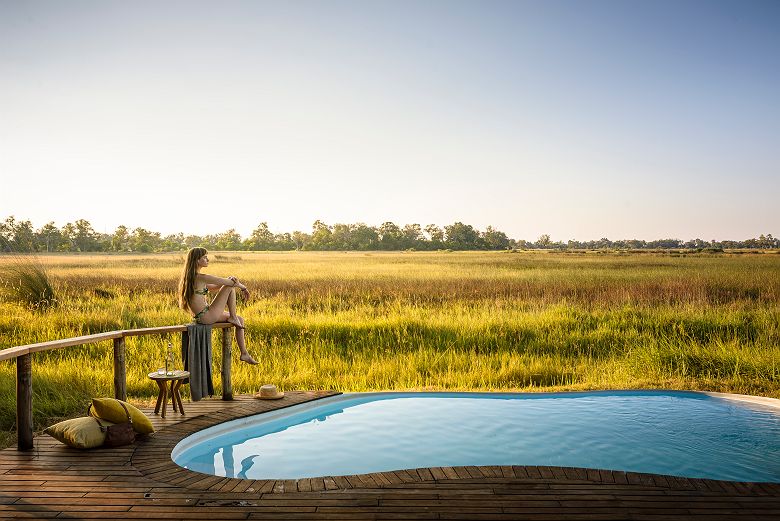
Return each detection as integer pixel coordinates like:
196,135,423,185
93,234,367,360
147,370,190,418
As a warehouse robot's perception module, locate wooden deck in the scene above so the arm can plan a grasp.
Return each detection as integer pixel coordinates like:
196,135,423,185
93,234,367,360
1,391,779,520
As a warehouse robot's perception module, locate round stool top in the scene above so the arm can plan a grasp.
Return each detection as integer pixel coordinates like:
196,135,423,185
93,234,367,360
148,369,190,380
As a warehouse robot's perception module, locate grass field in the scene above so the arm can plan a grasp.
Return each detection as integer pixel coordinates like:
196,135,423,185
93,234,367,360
1,250,779,448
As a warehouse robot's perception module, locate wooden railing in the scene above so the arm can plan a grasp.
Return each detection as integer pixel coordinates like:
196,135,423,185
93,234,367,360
0,323,236,451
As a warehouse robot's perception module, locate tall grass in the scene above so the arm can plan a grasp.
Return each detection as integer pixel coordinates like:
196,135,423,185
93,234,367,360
0,254,57,310
0,251,778,448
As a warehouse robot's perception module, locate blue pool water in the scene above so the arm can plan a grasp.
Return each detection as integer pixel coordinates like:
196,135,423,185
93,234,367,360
172,391,780,482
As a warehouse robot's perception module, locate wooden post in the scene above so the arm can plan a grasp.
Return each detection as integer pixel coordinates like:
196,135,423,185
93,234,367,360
221,327,233,400
17,354,33,451
182,329,189,357
113,337,126,401
181,329,189,373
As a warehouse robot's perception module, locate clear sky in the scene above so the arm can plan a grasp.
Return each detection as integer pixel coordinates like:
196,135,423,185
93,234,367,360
1,0,778,241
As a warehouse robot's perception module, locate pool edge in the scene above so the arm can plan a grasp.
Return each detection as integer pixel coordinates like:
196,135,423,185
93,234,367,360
131,389,780,494
701,390,780,410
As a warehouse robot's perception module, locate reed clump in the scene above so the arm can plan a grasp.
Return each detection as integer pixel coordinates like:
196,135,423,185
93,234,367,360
0,254,57,310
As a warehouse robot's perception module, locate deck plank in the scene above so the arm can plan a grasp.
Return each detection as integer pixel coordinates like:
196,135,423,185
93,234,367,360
0,390,777,520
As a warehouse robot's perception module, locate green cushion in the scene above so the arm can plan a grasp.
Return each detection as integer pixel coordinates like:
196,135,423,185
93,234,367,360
44,416,110,449
91,398,155,435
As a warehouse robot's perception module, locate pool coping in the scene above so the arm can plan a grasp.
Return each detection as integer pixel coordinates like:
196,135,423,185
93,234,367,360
702,390,780,409
131,389,780,494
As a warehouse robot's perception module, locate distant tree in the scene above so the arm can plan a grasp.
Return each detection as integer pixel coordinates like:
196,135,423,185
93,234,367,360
200,235,219,250
401,224,423,249
758,234,777,249
130,227,162,252
9,218,36,252
647,238,682,249
96,232,112,251
624,239,646,249
309,220,333,250
0,216,37,252
0,217,12,251
215,229,243,250
379,222,402,250
246,222,275,250
62,219,100,252
684,238,709,249
273,232,296,250
59,223,76,251
352,223,379,250
181,235,202,249
482,226,511,250
36,222,64,252
291,230,310,250
445,222,484,250
111,225,130,252
535,234,552,249
161,233,185,251
424,224,444,248
330,223,355,250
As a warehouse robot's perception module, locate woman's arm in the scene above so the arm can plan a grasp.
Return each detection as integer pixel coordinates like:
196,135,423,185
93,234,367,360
198,274,250,298
198,273,246,289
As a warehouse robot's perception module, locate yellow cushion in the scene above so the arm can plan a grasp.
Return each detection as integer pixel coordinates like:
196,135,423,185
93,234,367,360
44,416,110,449
91,398,155,435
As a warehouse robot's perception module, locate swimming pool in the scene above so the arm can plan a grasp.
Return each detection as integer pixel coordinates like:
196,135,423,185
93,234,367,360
172,391,780,482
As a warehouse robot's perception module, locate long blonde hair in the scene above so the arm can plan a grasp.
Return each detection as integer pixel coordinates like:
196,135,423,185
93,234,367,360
179,247,207,312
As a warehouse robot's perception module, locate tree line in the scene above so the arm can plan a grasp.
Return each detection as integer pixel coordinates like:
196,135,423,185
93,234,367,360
1,216,777,253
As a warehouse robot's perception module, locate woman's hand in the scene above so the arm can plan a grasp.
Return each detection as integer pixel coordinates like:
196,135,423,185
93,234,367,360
230,276,250,299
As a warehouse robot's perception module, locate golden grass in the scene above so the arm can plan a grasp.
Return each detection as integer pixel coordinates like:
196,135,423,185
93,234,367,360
0,250,778,448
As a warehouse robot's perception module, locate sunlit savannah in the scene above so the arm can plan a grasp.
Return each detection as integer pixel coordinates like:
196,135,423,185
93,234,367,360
1,250,779,448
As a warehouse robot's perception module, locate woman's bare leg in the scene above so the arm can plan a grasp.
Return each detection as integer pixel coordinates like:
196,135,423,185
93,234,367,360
200,287,257,364
201,286,235,324
233,315,257,364
225,287,241,327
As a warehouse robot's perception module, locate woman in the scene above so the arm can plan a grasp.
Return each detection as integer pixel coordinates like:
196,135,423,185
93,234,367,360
178,247,258,364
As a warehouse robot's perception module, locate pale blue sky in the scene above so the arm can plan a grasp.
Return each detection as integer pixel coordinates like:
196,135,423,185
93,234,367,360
1,0,777,241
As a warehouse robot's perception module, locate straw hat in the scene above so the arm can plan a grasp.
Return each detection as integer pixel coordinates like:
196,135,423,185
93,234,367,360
255,384,284,400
